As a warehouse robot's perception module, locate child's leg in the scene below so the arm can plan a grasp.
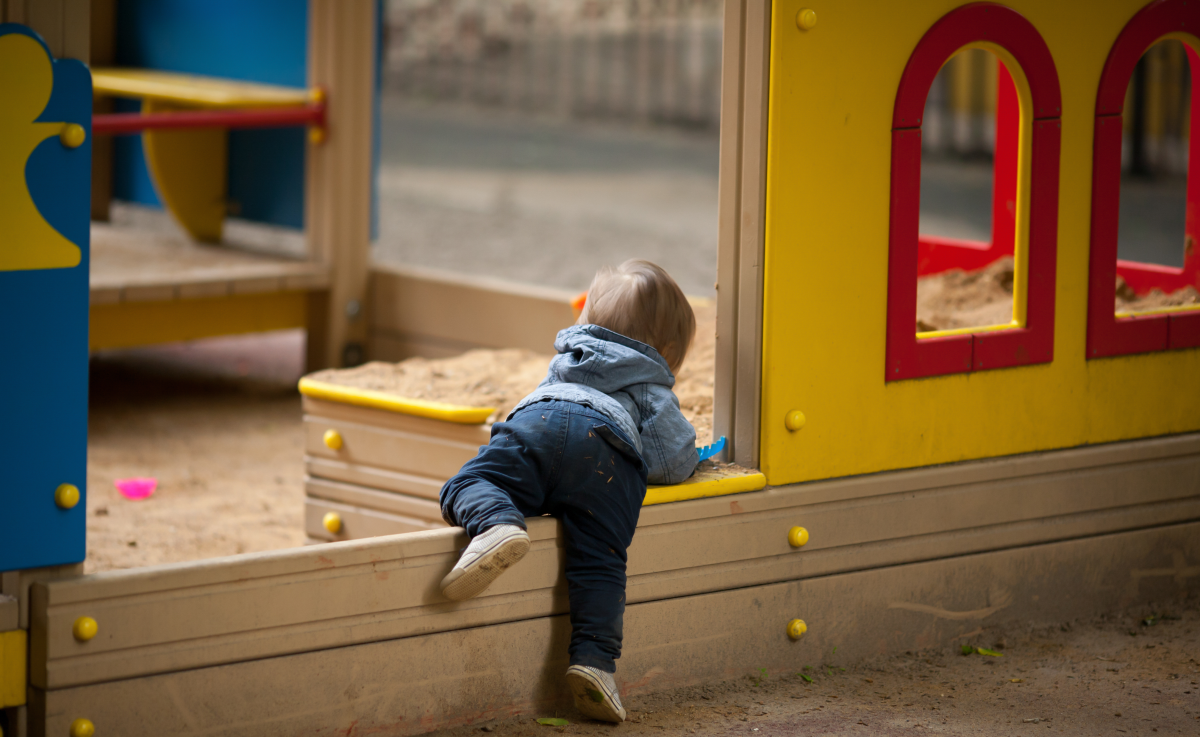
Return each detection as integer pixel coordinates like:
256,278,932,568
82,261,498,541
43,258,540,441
440,413,557,536
547,407,646,672
438,406,566,600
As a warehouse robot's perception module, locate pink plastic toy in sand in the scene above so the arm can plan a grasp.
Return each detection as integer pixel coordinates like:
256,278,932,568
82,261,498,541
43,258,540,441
114,477,157,500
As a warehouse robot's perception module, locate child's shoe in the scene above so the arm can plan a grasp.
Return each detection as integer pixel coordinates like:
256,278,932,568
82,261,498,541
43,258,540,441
440,524,530,601
565,664,626,723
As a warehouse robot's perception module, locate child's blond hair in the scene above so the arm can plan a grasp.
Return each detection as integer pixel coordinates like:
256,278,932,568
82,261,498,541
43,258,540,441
579,259,696,374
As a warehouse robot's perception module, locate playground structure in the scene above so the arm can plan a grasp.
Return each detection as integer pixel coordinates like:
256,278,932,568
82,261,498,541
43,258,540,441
2,1,1200,736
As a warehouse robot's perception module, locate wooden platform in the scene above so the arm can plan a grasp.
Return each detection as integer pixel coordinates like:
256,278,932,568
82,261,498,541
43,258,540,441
88,217,328,351
30,433,1200,695
29,519,1200,736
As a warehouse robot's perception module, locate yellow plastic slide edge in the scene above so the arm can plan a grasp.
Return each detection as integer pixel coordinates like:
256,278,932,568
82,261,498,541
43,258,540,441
92,68,313,108
645,468,767,506
298,378,495,425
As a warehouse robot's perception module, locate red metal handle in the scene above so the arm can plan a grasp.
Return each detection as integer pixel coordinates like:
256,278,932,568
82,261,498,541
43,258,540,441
92,102,326,136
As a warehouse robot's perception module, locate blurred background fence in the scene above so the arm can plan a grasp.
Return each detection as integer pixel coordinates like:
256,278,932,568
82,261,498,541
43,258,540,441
383,1,1191,177
384,0,725,130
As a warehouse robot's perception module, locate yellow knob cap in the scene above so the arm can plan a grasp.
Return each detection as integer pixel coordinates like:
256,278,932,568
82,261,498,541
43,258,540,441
785,410,806,432
70,718,95,737
788,526,809,548
323,429,343,451
309,126,327,145
796,8,817,30
73,616,98,642
56,483,81,509
60,123,86,148
323,511,342,534
787,618,808,640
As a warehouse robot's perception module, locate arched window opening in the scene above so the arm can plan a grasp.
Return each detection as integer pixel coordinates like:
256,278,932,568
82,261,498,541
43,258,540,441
916,48,1014,335
1087,0,1200,358
887,3,1061,382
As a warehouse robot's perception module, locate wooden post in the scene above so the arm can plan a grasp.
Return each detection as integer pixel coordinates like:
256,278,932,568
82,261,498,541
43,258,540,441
305,0,376,370
713,0,769,467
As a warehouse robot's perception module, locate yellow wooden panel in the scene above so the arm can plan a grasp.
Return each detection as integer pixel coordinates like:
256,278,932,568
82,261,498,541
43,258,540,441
141,99,227,243
89,291,308,351
91,67,311,108
759,0,1200,485
0,629,27,708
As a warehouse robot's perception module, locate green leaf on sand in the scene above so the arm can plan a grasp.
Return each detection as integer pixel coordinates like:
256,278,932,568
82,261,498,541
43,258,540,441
975,647,1004,657
800,673,814,683
961,644,974,655
537,718,569,726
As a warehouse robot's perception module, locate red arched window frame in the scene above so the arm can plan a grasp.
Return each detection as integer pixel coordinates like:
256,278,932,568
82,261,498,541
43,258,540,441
1087,0,1200,358
886,3,1062,382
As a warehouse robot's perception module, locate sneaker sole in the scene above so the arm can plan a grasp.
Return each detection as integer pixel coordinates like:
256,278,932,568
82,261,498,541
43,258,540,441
441,534,530,601
565,667,625,723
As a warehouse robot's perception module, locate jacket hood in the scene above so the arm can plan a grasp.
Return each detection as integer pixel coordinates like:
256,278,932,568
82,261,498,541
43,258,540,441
548,325,675,394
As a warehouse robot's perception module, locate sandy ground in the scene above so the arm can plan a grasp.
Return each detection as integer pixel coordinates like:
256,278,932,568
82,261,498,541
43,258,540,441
85,331,308,573
429,598,1200,737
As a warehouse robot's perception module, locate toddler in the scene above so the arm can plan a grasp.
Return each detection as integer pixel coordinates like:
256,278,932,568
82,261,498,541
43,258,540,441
438,259,698,723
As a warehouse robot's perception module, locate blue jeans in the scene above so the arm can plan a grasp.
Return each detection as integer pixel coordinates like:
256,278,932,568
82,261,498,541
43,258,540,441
440,400,648,672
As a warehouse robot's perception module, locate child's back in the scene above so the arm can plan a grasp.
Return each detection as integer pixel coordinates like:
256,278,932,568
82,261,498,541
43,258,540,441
438,260,698,723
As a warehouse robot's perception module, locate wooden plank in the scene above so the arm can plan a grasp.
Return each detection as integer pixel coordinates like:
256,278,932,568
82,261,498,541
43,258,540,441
368,263,575,360
305,456,448,499
90,221,328,296
89,292,308,351
306,477,445,522
305,497,445,543
24,0,63,57
732,0,771,468
29,434,1200,689
712,0,746,465
304,397,494,444
304,0,376,369
31,521,1200,737
59,0,87,61
304,417,486,483
0,594,16,632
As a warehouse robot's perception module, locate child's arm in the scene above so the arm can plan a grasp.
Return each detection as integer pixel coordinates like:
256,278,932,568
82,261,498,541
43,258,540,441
638,384,699,485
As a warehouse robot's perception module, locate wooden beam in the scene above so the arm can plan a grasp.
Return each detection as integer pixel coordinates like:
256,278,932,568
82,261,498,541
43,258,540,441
368,263,577,361
713,0,771,468
304,0,376,370
29,433,1200,690
30,521,1200,736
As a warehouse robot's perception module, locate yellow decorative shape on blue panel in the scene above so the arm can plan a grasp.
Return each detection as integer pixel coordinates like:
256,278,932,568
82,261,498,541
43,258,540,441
0,32,81,271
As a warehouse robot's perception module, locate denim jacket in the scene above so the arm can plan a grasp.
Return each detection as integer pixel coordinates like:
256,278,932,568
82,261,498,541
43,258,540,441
510,325,698,485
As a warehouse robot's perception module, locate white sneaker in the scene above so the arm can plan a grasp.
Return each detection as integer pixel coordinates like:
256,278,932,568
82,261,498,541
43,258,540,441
565,664,626,723
440,524,530,601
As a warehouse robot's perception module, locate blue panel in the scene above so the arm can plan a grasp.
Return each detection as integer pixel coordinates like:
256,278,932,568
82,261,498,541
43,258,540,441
111,97,160,208
112,0,309,228
0,25,91,572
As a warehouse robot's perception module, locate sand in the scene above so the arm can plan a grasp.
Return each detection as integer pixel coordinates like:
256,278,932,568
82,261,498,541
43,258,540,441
916,257,1200,332
309,301,719,445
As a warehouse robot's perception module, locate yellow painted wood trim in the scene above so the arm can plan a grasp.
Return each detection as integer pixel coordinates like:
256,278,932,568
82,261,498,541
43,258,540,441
916,320,1021,340
1116,303,1200,318
297,379,495,425
0,629,28,708
90,291,308,351
92,68,312,108
644,470,767,506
